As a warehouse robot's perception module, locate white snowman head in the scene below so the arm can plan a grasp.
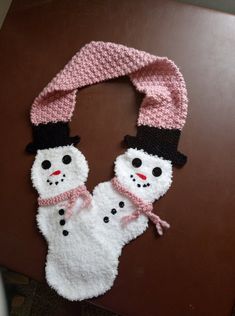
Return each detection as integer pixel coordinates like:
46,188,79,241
31,145,89,198
114,148,172,203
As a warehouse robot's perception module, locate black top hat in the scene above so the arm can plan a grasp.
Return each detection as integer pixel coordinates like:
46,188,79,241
124,125,187,167
26,122,80,154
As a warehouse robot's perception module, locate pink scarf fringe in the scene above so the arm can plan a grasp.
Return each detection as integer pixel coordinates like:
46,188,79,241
38,185,91,219
111,177,170,236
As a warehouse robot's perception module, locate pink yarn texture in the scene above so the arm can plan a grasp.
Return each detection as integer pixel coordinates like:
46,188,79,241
38,185,92,219
31,41,188,130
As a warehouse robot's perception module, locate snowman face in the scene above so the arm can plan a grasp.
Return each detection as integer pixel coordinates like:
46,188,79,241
114,148,172,203
31,145,89,198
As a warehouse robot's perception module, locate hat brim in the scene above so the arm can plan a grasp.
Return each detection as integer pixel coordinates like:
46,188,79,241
124,135,187,167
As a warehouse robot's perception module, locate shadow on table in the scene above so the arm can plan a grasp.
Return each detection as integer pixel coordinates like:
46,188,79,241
178,0,235,14
0,267,118,316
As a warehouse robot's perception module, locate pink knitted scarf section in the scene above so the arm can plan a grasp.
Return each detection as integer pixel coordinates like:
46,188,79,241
30,41,188,130
38,185,91,219
111,177,170,236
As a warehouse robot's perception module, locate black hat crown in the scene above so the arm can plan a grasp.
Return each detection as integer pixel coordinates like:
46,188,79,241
124,125,187,167
26,122,80,154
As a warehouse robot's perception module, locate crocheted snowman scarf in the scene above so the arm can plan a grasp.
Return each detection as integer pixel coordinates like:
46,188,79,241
27,42,188,301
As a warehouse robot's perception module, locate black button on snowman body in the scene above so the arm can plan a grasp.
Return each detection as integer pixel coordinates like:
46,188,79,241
103,201,125,224
111,209,117,215
58,209,69,236
103,216,109,223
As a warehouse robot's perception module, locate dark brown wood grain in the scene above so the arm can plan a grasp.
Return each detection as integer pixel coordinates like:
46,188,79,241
0,1,234,315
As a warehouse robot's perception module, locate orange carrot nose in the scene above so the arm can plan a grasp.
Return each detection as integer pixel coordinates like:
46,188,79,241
136,173,147,180
50,170,61,176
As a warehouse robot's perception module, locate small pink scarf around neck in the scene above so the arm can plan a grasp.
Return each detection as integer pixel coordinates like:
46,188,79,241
111,177,170,235
38,185,91,219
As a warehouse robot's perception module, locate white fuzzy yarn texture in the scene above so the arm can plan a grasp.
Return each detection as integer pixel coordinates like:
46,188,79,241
32,146,172,300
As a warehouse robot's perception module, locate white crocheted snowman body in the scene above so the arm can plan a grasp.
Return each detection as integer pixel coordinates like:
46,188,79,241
37,203,118,301
74,148,174,299
92,148,172,246
32,146,173,301
31,145,113,300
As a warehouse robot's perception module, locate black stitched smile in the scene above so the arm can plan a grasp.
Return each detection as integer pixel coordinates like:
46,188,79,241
130,174,151,188
47,174,66,186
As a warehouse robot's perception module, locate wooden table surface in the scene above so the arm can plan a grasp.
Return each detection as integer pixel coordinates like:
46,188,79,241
0,1,235,315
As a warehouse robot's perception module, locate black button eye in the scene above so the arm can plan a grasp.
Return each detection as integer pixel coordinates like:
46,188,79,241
152,167,162,177
132,158,142,168
41,160,51,170
62,155,72,164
